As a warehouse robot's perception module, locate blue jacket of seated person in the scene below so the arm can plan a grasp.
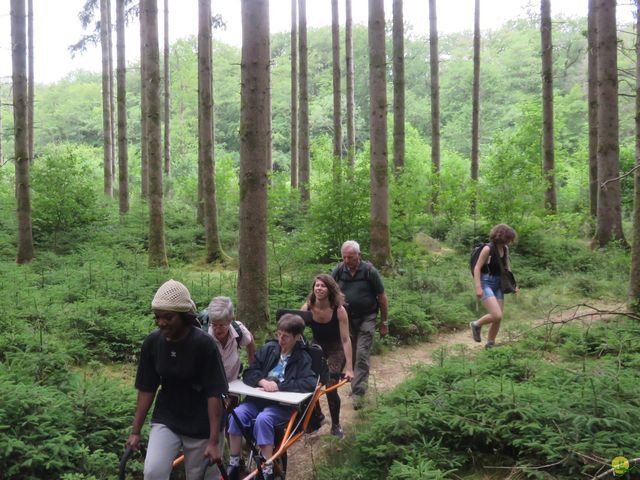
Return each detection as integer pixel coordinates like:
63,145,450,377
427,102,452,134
242,339,317,393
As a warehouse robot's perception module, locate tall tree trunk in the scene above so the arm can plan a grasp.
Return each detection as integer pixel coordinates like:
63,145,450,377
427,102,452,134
107,0,116,181
331,0,342,181
199,0,224,263
290,0,298,188
588,0,598,218
163,0,171,176
298,0,310,202
471,0,480,183
541,0,557,213
139,3,149,200
345,0,356,170
592,0,626,248
141,0,168,267
368,0,391,268
27,0,33,162
116,0,129,214
11,0,34,264
392,0,404,175
238,0,270,331
100,0,113,196
428,0,440,209
629,0,640,311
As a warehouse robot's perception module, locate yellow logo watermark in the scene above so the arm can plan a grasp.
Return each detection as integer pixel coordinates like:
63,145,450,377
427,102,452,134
612,456,630,476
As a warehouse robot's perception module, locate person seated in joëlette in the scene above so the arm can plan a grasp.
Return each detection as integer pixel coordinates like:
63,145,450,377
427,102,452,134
225,314,317,480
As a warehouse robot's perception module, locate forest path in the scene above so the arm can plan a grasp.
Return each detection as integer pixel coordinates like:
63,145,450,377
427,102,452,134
283,301,624,479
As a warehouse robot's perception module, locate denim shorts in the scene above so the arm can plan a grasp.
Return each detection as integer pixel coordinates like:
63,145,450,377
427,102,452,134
480,273,503,300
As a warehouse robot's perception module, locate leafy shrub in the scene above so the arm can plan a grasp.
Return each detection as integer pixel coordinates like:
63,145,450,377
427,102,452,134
31,144,104,250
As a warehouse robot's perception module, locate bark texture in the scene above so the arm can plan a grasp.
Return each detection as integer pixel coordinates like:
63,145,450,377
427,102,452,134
290,0,298,188
27,0,33,162
331,0,342,181
392,0,404,175
163,0,171,176
141,0,168,267
298,0,310,201
345,0,356,170
541,0,557,212
428,0,440,208
238,0,270,330
116,0,129,213
588,0,598,217
100,0,114,196
11,0,34,263
368,0,391,268
629,0,640,310
198,0,224,263
139,0,149,199
471,0,480,182
592,0,626,248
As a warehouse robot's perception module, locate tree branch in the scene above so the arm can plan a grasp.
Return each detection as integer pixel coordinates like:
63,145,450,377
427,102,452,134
601,164,640,190
592,458,640,479
508,303,639,342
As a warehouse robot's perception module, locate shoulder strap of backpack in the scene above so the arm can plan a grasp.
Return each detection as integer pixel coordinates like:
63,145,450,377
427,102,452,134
197,310,209,331
362,260,373,281
231,320,243,348
332,262,345,281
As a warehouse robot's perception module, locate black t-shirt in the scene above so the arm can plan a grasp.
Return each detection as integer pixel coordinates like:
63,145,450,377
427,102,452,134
135,326,228,438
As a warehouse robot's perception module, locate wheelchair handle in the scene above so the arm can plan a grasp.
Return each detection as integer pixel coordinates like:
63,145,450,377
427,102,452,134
199,459,229,480
118,443,146,480
118,447,133,480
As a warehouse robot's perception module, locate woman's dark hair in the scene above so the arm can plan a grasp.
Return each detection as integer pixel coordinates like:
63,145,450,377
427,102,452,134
489,224,517,245
277,313,306,336
306,273,345,308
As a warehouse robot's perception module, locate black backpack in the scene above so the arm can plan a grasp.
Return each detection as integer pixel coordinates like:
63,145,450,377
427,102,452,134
469,242,490,276
197,310,243,348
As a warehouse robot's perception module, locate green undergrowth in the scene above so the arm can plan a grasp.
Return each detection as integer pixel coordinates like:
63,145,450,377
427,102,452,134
317,317,640,480
0,182,631,478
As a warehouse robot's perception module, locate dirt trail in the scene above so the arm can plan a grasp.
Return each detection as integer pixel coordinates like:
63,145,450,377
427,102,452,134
284,302,623,479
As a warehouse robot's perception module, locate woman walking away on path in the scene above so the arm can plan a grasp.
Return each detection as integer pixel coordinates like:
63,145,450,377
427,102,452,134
126,279,228,480
302,274,354,439
470,224,518,349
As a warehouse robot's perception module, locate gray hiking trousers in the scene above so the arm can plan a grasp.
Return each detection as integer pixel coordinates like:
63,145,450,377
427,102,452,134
349,313,378,397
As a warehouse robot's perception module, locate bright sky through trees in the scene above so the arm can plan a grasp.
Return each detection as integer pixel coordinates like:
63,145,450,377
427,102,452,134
0,0,634,85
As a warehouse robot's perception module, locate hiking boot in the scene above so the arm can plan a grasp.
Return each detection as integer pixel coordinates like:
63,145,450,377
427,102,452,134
485,341,496,349
227,465,241,480
330,423,344,439
352,395,364,410
470,321,481,342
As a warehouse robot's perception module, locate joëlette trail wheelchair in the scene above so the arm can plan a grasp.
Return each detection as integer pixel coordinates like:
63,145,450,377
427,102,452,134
226,309,347,480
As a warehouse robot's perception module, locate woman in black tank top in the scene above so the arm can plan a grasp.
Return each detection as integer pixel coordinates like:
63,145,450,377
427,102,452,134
470,224,518,349
302,274,353,439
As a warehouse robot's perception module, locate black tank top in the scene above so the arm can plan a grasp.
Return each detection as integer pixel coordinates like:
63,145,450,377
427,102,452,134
309,307,341,344
481,244,507,276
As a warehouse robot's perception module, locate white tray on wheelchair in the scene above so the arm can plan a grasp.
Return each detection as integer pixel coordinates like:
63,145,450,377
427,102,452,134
228,379,314,406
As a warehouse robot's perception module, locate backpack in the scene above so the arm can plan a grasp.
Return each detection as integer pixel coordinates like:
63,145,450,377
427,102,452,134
331,260,373,283
197,310,243,348
469,242,490,276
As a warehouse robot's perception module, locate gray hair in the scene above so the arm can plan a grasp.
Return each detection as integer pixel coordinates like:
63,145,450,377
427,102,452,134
207,296,234,323
341,240,360,254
